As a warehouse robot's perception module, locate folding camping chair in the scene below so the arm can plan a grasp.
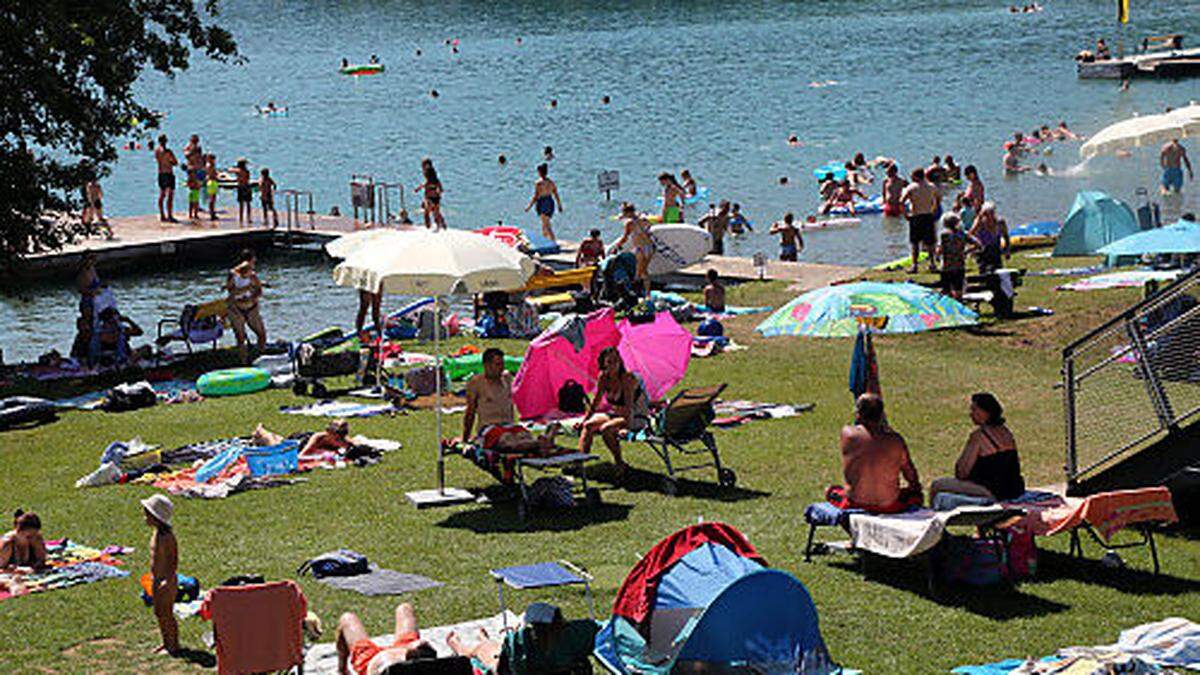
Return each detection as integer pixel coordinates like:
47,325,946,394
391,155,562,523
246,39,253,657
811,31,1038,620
156,298,227,354
637,384,735,495
490,561,595,631
206,580,308,674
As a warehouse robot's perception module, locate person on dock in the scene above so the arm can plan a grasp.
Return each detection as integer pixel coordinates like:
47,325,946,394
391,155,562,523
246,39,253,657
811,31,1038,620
142,494,179,656
576,228,605,268
839,393,922,514
658,172,687,223
901,168,939,273
260,168,279,228
186,169,201,222
235,158,252,226
612,202,654,295
699,200,730,255
184,134,204,187
82,170,112,238
769,213,803,262
525,163,563,240
154,135,178,223
415,158,446,229
881,164,907,218
1160,139,1194,195
204,154,219,222
224,248,267,364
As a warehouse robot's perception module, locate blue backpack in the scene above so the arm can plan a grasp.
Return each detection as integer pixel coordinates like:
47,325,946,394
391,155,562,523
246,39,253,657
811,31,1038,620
297,549,369,578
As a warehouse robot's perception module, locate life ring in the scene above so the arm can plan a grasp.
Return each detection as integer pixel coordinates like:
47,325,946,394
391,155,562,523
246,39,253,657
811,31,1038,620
196,367,271,397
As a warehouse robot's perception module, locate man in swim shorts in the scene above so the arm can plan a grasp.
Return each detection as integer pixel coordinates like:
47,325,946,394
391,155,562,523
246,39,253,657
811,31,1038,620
769,213,803,262
840,393,922,514
154,135,178,223
336,602,437,675
698,200,730,254
1160,139,1193,195
234,158,252,226
659,172,686,223
901,168,939,273
461,348,556,453
881,163,907,218
525,163,563,240
260,168,279,228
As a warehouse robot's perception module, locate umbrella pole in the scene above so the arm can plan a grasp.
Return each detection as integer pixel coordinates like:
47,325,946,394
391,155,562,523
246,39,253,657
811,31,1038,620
435,297,445,493
376,295,384,395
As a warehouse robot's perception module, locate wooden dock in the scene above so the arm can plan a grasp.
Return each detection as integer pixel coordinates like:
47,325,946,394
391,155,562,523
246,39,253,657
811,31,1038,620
14,214,865,293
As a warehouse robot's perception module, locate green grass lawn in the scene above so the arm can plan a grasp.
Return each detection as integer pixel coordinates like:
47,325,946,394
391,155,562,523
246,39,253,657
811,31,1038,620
1,251,1197,674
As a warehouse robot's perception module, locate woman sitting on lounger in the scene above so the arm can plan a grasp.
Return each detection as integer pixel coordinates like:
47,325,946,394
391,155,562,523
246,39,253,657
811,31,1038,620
577,347,651,480
930,393,1025,503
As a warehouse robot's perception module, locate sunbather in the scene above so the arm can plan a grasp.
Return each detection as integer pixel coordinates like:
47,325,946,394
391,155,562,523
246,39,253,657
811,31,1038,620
460,348,557,453
0,511,47,571
253,420,352,459
838,393,922,513
929,393,1025,503
336,602,437,675
577,347,651,479
447,602,597,675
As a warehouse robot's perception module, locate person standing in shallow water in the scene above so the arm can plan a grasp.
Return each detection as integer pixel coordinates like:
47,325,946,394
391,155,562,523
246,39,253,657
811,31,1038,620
525,163,563,240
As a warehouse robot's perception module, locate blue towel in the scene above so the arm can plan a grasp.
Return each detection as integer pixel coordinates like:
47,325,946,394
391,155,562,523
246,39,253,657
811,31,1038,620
804,501,848,527
194,444,244,483
849,331,869,398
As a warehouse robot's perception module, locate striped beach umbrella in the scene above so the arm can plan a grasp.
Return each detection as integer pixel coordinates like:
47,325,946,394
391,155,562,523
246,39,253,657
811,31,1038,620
755,281,978,338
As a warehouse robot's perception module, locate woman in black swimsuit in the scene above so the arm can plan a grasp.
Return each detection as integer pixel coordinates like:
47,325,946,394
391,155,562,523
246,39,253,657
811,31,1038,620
415,158,446,230
929,392,1025,503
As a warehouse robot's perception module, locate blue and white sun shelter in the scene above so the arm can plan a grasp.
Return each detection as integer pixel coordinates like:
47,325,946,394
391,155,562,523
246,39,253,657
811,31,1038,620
595,523,841,675
490,561,595,630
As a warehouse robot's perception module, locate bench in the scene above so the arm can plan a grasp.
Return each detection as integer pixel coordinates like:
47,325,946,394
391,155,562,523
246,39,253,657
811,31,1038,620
958,268,1025,318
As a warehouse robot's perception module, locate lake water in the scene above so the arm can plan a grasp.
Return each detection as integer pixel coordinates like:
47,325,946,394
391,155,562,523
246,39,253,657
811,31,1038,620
4,0,1200,362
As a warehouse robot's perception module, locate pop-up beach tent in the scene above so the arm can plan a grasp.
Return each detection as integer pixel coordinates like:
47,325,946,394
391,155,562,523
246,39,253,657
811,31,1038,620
594,522,839,675
1053,191,1141,257
511,308,691,420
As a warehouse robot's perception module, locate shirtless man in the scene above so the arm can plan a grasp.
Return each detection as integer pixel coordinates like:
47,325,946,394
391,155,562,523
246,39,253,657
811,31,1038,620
336,603,436,675
234,158,252,226
698,200,730,254
769,213,803,262
881,164,907,218
821,180,867,215
1160,139,1194,195
1003,142,1028,175
840,393,921,513
525,163,563,240
659,173,686,223
900,168,939,273
183,134,204,187
154,135,179,222
460,348,555,453
613,202,654,295
703,269,726,313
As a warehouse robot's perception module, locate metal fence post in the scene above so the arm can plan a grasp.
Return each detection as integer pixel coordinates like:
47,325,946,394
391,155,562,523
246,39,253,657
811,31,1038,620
1063,356,1078,487
1126,317,1176,432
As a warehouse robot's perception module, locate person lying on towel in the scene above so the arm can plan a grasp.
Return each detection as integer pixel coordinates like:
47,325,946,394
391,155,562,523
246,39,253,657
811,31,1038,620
335,602,437,675
836,393,923,514
459,348,557,454
253,419,351,460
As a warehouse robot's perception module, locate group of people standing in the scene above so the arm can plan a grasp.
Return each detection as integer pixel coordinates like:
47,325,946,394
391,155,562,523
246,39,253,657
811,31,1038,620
153,133,278,227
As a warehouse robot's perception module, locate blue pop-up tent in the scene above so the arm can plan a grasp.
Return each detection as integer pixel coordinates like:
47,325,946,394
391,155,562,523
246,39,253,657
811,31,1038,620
594,523,840,675
1052,191,1141,257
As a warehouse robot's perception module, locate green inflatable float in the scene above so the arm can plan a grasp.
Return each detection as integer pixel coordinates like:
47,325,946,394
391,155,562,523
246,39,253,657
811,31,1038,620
197,367,271,397
442,353,522,381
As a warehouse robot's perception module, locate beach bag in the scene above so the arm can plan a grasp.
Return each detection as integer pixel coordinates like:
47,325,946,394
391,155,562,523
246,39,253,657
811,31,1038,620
405,365,447,397
557,380,587,414
698,318,724,337
297,549,369,579
934,535,1005,587
1004,525,1037,580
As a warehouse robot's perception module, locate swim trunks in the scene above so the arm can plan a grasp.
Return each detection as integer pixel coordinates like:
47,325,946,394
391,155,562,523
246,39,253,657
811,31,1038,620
1162,166,1184,191
237,185,252,203
479,424,528,450
206,180,218,197
158,172,175,190
663,206,682,223
780,243,798,261
907,213,936,246
188,188,200,204
350,631,421,675
882,202,902,218
535,194,555,218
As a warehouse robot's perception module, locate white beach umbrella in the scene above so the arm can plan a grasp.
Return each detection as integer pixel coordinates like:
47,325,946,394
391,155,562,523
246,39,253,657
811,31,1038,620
331,228,536,506
1081,112,1200,159
324,226,411,259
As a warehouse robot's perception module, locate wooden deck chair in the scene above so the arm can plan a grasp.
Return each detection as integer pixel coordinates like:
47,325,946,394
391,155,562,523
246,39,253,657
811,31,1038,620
157,298,227,353
639,384,735,495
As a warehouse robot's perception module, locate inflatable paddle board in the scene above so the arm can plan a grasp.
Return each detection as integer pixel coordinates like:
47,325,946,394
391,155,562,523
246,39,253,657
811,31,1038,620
798,217,861,232
1008,220,1061,250
873,251,929,271
612,224,711,276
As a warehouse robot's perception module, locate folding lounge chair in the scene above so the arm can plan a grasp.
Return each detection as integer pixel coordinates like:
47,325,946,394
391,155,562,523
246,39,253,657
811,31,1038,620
157,298,226,354
205,580,307,675
636,384,736,495
452,441,601,522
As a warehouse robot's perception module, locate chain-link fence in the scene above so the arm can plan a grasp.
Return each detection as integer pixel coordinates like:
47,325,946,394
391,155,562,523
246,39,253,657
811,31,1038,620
1064,268,1200,487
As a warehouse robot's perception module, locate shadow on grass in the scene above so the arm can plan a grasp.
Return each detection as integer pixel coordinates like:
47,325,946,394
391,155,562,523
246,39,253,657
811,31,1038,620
824,556,1070,620
1029,549,1200,594
435,499,634,534
587,463,771,502
172,648,216,668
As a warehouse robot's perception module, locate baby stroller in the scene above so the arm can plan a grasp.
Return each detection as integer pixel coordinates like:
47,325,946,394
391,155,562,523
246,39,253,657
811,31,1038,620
591,252,643,312
290,328,361,397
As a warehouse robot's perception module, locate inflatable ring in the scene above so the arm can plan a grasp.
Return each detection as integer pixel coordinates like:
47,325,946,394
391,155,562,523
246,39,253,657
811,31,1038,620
197,367,271,397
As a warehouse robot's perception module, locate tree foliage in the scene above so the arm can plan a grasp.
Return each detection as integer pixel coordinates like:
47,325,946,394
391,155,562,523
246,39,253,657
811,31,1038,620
0,1,238,266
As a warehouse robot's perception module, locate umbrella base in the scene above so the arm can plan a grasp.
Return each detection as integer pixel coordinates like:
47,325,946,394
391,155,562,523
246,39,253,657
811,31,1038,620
405,487,475,509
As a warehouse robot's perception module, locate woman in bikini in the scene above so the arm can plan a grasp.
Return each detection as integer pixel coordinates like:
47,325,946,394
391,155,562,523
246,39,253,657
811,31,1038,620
414,158,446,229
658,172,686,223
929,393,1025,503
525,163,562,240
612,202,654,295
577,347,651,479
224,248,267,364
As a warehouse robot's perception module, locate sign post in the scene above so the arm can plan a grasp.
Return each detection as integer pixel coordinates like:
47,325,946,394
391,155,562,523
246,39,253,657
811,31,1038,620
597,170,620,201
753,252,767,281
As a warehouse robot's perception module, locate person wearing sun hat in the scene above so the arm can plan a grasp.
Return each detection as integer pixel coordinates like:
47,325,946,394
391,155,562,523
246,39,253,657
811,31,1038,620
142,494,179,655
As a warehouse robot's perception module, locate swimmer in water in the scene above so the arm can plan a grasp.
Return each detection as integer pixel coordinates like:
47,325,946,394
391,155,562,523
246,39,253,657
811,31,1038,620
341,58,349,68
601,95,610,104
680,170,697,198
431,89,440,98
543,146,554,161
498,154,507,165
788,134,801,147
729,203,752,234
549,99,557,109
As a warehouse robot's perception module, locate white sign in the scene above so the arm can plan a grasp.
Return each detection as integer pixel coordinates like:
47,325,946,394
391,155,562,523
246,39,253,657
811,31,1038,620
597,170,620,193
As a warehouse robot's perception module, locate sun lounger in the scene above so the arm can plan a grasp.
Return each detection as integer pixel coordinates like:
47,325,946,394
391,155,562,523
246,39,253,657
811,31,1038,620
630,384,735,495
156,298,226,354
451,441,600,521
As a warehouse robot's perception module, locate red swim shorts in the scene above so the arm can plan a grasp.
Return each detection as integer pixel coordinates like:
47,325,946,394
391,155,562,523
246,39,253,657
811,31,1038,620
351,632,421,675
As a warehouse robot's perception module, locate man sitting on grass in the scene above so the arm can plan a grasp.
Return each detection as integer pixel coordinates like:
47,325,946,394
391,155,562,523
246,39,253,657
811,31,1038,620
838,393,922,513
460,348,558,453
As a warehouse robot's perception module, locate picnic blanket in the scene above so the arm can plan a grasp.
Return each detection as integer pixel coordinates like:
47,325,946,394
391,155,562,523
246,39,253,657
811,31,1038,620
0,539,129,602
712,400,815,427
280,400,397,418
56,379,199,410
1057,269,1182,292
1029,265,1105,278
848,505,1023,559
303,611,521,674
316,564,442,596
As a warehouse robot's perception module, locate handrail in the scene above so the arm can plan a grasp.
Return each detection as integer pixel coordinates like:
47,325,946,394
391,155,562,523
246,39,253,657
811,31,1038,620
1062,266,1200,358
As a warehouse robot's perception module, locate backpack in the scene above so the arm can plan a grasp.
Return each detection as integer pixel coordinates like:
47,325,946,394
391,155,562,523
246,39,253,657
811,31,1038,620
405,365,447,397
557,380,587,414
297,549,369,578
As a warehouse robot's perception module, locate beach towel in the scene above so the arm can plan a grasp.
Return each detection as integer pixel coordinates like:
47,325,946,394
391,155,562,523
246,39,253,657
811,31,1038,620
1058,269,1182,292
200,580,307,675
1060,617,1200,670
316,564,442,596
280,400,396,418
694,305,773,316
1041,487,1177,541
711,400,815,427
847,505,1018,559
0,540,130,602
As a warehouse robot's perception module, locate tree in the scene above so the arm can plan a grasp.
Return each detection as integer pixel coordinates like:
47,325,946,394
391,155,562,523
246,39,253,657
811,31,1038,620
0,1,238,267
